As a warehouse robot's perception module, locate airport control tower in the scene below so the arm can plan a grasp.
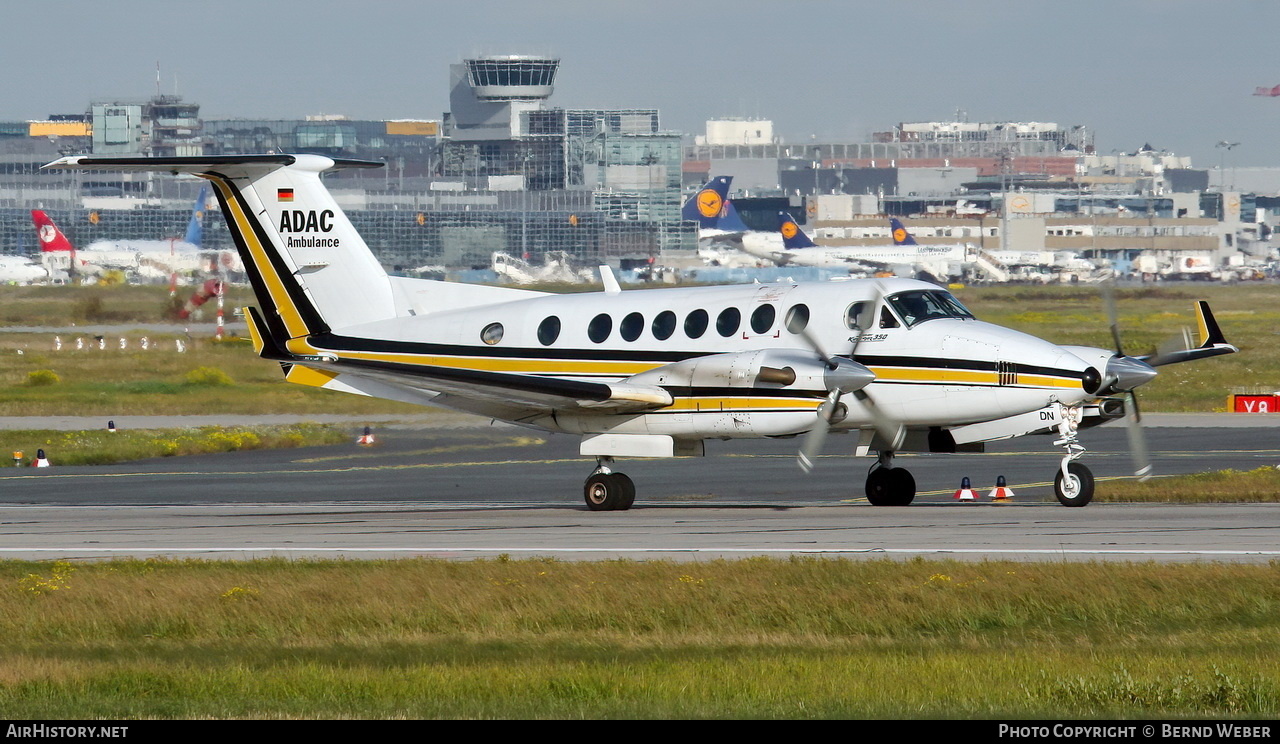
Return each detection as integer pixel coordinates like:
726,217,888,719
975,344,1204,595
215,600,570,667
443,56,567,190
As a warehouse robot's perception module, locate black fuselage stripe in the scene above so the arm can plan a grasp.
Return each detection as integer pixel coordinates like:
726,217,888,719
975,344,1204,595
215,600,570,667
313,334,1085,381
336,357,614,400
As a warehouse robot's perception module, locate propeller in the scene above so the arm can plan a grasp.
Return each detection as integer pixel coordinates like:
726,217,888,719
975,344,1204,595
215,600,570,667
795,302,902,473
1101,280,1154,480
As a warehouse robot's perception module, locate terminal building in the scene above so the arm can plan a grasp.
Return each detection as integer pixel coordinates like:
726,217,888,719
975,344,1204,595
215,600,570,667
0,69,1273,281
0,56,694,275
686,117,1272,278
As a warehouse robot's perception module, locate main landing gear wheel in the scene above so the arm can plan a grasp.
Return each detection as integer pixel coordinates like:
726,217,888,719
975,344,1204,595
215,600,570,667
865,467,915,506
584,472,635,511
1054,461,1094,507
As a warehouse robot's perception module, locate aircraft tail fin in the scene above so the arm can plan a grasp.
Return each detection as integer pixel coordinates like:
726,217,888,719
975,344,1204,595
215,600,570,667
44,154,392,344
890,218,918,246
681,176,734,229
31,210,74,253
778,211,817,250
718,200,750,233
183,184,209,247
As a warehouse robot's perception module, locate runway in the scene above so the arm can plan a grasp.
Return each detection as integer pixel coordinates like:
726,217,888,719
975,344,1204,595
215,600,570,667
0,418,1277,562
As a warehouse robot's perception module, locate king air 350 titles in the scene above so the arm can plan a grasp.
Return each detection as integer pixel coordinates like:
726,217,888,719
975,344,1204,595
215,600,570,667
279,209,340,248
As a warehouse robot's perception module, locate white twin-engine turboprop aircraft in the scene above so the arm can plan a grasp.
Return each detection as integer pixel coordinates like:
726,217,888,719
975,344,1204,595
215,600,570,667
47,155,1238,509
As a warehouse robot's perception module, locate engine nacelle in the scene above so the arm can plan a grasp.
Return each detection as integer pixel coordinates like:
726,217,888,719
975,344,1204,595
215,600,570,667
627,348,848,392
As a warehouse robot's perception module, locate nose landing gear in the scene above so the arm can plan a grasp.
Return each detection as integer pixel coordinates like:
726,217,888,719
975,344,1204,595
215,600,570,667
1052,403,1095,507
865,451,916,506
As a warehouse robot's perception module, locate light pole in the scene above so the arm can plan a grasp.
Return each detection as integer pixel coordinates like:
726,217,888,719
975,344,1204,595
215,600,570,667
1216,140,1240,192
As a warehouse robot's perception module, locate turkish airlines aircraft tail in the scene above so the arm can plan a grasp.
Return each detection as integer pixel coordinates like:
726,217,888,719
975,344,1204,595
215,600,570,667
31,210,74,253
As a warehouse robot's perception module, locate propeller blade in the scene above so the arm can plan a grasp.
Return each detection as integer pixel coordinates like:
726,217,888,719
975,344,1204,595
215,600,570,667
1145,326,1194,367
853,389,905,451
1102,279,1126,357
1124,392,1152,480
797,390,841,472
797,326,835,368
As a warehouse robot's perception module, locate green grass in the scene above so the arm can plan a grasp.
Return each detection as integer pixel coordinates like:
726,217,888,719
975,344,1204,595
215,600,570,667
0,334,420,415
0,557,1276,718
0,425,350,466
1098,467,1280,503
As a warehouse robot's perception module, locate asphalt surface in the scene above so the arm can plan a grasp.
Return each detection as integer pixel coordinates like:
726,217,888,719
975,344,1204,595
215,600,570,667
0,415,1277,562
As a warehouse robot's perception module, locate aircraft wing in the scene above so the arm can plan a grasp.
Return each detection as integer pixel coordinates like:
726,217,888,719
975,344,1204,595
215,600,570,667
280,357,674,418
1137,301,1238,367
245,309,672,413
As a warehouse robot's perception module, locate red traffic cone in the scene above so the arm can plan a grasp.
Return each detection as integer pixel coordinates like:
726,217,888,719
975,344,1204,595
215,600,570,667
988,475,1014,501
357,426,376,446
107,420,117,433
953,476,978,502
32,448,50,468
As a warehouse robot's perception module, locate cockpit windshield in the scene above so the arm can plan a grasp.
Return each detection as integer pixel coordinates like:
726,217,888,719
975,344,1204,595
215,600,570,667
885,290,975,328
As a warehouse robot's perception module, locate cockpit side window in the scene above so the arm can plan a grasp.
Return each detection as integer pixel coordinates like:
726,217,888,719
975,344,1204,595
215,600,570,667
885,290,974,328
879,306,899,329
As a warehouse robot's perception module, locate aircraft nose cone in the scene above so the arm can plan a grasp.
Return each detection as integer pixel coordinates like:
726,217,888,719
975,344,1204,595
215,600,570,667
825,358,876,393
1106,355,1158,391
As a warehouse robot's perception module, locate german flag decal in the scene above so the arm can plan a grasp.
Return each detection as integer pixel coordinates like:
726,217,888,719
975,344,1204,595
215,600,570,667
277,188,294,202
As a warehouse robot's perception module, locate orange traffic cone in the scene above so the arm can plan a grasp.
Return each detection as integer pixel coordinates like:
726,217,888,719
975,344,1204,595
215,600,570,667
357,426,376,446
988,475,1014,501
32,448,50,468
953,476,978,502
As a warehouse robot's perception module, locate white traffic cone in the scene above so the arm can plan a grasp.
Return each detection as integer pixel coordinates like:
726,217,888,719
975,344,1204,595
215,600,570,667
988,475,1014,501
953,476,978,502
32,448,50,468
357,426,376,446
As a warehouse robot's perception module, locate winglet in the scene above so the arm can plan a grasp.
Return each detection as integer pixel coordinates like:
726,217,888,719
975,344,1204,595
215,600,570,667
1142,301,1237,367
1195,300,1227,347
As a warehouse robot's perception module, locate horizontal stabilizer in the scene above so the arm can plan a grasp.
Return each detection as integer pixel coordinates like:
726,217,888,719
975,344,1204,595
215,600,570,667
1140,301,1237,367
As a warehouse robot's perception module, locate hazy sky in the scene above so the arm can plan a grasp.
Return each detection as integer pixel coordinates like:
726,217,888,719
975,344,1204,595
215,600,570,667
4,0,1277,167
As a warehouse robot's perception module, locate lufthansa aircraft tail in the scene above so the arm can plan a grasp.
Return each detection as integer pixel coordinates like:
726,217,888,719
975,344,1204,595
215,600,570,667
890,218,918,246
778,211,817,250
44,155,392,345
773,210,814,250
681,176,734,230
183,184,209,247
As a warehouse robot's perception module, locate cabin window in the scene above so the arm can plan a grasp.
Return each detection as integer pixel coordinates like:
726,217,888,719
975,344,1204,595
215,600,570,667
588,313,612,343
716,307,741,337
784,304,809,333
481,322,504,345
684,309,709,339
537,316,560,346
845,301,870,330
620,312,644,342
750,304,776,334
652,310,677,340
